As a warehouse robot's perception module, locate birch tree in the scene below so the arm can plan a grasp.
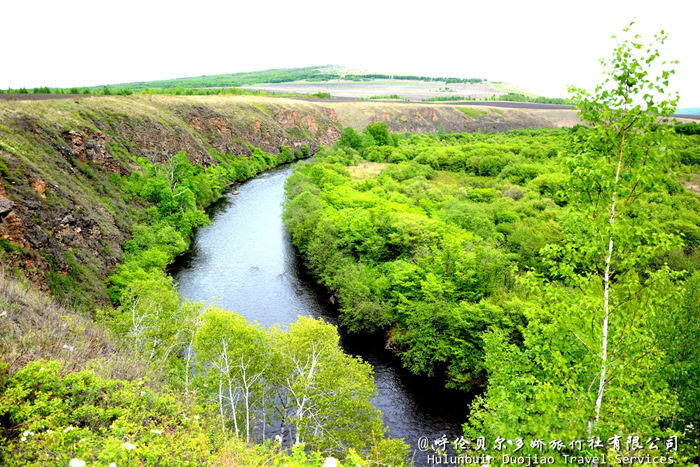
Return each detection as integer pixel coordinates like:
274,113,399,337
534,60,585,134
467,25,686,455
193,306,270,441
117,274,196,367
567,24,678,431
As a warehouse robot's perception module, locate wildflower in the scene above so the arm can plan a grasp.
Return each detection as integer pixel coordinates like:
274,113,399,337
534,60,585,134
109,463,117,467
22,430,34,437
121,442,136,450
62,344,75,352
20,436,27,442
193,415,200,420
140,391,145,396
69,459,86,467
0,311,7,317
63,427,75,433
150,429,162,435
323,457,338,467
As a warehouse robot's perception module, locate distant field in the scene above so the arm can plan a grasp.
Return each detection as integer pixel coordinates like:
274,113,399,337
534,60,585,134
242,79,504,101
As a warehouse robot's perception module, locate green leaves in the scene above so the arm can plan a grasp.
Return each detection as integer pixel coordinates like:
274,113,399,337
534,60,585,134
466,25,695,459
0,360,216,465
188,310,406,462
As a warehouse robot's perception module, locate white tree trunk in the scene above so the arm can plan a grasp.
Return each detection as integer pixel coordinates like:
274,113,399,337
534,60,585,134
221,342,240,438
593,195,615,428
592,128,626,432
218,373,226,434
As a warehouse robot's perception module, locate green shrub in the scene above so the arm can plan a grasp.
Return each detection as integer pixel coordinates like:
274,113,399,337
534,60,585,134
0,360,217,465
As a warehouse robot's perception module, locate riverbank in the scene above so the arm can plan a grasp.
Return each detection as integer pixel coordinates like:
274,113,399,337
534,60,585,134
170,165,468,456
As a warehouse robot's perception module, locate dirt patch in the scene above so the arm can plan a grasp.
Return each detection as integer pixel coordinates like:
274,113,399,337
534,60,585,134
348,162,388,179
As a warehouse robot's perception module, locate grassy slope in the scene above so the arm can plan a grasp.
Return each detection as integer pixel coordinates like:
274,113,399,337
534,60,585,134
0,95,579,306
105,66,335,89
0,95,341,307
328,100,579,132
0,271,341,466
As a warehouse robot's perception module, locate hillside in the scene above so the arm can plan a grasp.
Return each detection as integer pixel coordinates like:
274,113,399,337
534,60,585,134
0,94,581,303
0,94,583,464
0,95,341,306
102,65,487,90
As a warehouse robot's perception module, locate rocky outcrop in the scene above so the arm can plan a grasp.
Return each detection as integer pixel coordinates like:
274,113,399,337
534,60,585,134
330,102,575,133
0,96,344,302
61,131,123,174
0,95,576,304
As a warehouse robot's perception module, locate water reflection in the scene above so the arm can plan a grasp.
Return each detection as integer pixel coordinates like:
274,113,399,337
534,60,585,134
171,165,467,462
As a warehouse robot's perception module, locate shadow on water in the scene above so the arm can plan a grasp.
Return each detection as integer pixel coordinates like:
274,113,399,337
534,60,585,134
169,164,470,463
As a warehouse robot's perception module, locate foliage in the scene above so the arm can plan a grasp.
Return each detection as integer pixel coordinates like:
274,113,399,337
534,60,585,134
191,311,408,462
0,359,381,466
464,26,699,463
285,105,698,460
0,360,218,465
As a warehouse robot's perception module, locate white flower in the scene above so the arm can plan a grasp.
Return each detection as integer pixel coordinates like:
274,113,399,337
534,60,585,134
78,438,85,443
22,430,34,437
20,436,27,442
109,463,117,467
69,459,86,467
121,442,136,450
150,429,162,435
63,427,75,433
322,457,338,467
193,415,199,420
0,311,7,317
140,391,145,396
62,344,75,352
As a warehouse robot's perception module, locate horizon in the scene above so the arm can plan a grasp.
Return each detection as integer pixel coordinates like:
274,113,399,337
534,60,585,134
2,0,698,107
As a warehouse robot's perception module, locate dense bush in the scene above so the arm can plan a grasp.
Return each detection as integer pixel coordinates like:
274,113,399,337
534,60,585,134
286,124,700,399
85,144,406,463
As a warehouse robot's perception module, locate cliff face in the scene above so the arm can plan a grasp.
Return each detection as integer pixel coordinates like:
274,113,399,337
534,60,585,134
0,95,342,303
0,94,577,304
328,101,580,133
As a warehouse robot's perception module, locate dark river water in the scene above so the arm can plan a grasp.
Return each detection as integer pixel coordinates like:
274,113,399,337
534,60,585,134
171,164,466,463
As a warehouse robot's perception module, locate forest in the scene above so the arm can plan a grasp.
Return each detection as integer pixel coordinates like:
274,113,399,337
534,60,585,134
1,139,410,464
282,31,699,462
284,124,698,460
1,25,698,466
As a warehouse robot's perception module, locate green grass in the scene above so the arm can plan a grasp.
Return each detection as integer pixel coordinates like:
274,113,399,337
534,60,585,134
458,107,487,118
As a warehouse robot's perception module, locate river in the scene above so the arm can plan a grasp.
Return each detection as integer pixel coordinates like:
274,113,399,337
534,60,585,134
171,164,466,463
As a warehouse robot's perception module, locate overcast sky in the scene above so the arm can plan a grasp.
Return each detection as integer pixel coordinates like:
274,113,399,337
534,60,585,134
2,0,698,107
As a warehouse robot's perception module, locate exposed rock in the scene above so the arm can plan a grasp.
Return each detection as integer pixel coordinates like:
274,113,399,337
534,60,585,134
0,194,12,218
304,113,319,135
1,212,27,247
52,212,100,245
62,130,122,173
323,107,339,122
32,179,46,198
